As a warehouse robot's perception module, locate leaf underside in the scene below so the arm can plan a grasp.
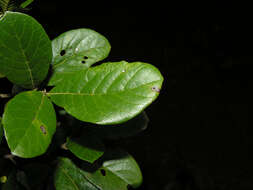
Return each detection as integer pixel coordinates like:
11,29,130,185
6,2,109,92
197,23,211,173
48,61,163,125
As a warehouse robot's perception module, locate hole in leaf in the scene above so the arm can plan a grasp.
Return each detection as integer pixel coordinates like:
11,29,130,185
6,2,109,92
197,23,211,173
100,169,106,176
82,60,86,64
151,86,160,93
60,50,66,56
40,126,47,134
83,56,88,59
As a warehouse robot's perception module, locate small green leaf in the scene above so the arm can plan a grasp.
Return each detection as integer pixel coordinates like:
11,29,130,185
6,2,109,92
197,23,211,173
20,0,33,8
66,134,105,163
48,28,111,86
102,150,143,188
0,117,3,143
0,12,52,88
48,61,163,125
2,91,56,158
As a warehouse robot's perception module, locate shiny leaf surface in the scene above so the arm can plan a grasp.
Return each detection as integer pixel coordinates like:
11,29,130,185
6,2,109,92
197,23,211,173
48,61,163,125
2,91,56,158
0,12,52,88
48,28,111,86
102,150,143,188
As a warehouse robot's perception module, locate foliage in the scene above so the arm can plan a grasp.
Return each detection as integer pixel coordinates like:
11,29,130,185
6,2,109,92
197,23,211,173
0,8,163,190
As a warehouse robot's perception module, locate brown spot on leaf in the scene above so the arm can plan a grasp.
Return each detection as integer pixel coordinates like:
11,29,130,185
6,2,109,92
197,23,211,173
83,56,88,59
40,126,47,134
151,86,160,93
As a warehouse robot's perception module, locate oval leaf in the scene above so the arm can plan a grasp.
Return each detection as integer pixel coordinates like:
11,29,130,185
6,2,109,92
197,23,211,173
66,134,105,163
2,91,56,158
0,11,52,88
48,61,163,125
48,28,111,86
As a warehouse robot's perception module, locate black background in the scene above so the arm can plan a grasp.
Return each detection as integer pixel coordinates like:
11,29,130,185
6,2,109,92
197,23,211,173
2,0,253,189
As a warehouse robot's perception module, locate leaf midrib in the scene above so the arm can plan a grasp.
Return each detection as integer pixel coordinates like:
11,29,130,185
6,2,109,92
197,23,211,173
12,93,45,151
47,80,161,97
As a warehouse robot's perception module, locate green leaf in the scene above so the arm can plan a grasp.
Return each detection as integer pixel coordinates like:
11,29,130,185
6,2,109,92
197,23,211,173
20,0,33,8
0,12,52,89
2,91,56,158
48,61,163,125
48,28,111,86
101,150,143,188
54,157,128,190
0,117,3,143
54,158,98,190
54,150,142,190
66,134,105,163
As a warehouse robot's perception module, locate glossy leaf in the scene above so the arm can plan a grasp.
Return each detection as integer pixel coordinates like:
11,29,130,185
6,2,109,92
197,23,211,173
48,28,111,86
0,11,52,88
101,150,143,188
48,61,163,125
54,158,98,190
20,0,34,8
2,91,56,158
0,117,3,143
66,134,105,163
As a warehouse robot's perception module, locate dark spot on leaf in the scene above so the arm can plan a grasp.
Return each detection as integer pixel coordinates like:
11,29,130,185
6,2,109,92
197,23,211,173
100,169,106,176
40,126,47,134
82,60,86,64
83,56,88,59
151,86,160,93
60,50,66,56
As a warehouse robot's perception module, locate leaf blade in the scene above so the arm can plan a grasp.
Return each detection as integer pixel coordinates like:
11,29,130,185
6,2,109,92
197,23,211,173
2,91,56,158
48,28,111,86
48,61,163,125
66,135,105,164
0,11,52,88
